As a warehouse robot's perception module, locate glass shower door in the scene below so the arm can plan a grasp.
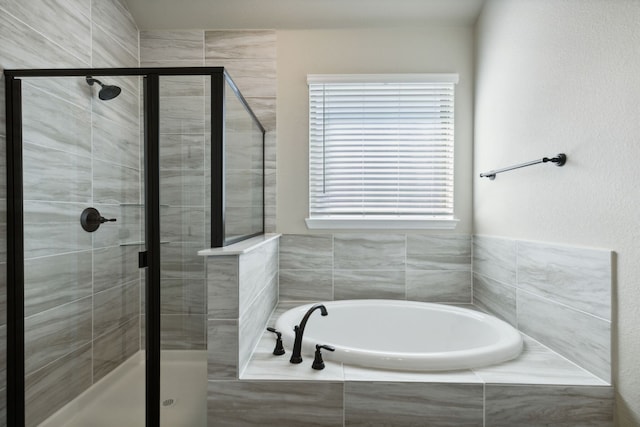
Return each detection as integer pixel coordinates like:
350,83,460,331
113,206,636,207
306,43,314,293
19,74,145,427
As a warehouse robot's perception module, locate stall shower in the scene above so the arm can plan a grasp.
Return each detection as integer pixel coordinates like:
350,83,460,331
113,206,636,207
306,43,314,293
4,67,265,426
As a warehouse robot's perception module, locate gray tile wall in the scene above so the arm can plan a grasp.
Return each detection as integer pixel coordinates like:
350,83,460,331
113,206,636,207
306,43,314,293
279,234,473,303
0,1,141,424
473,235,612,382
205,237,279,380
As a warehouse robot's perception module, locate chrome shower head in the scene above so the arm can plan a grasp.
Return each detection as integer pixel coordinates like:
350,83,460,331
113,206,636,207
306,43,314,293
86,76,121,100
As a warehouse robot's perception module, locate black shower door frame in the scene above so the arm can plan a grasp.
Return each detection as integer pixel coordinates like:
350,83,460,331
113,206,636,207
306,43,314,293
4,67,265,427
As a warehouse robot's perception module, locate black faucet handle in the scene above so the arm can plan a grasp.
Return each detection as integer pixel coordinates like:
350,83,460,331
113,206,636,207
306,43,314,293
311,344,335,370
266,327,285,356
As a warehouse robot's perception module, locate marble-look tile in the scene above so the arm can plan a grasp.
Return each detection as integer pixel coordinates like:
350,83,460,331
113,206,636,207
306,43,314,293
0,387,4,426
334,234,405,270
225,169,263,208
205,30,276,59
159,75,205,97
473,336,607,385
243,331,344,381
0,9,86,70
0,203,6,261
161,278,205,315
407,270,472,303
24,296,92,374
93,160,140,205
91,75,139,128
23,142,91,203
238,277,278,373
25,76,92,112
161,206,205,244
93,316,139,382
518,289,611,382
161,242,205,279
485,384,613,426
264,167,277,208
91,26,139,95
161,314,206,350
93,113,140,170
0,262,5,321
334,270,405,300
517,241,611,320
472,235,516,285
140,59,204,68
93,245,140,293
407,234,471,270
92,204,142,249
94,280,140,337
473,273,517,326
23,201,92,259
160,134,205,170
207,319,238,380
160,168,206,207
279,269,333,301
91,0,138,58
280,234,333,270
25,344,92,427
0,135,5,199
208,380,343,426
160,95,205,134
343,365,481,383
206,58,276,98
24,250,92,316
207,256,239,319
22,83,91,157
238,245,268,314
0,325,5,389
0,0,91,64
345,382,483,426
224,206,264,239
265,238,279,280
140,30,204,62
244,96,276,131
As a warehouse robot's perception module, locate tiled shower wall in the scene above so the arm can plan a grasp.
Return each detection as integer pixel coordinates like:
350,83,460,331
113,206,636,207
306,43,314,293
279,234,473,303
0,1,140,425
473,235,612,382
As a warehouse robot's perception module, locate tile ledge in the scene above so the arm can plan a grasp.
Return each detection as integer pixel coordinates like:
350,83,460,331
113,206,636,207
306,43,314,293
198,233,281,256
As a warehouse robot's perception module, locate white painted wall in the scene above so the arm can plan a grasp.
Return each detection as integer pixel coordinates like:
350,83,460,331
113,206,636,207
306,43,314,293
276,27,474,234
474,1,640,424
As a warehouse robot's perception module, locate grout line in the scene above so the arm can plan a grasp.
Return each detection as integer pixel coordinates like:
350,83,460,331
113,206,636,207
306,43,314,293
517,287,611,323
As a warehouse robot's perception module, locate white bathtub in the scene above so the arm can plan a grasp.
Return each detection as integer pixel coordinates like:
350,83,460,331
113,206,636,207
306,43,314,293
275,300,523,371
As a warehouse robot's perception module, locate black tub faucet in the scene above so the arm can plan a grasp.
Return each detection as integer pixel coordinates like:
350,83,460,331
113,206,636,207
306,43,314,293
289,303,328,364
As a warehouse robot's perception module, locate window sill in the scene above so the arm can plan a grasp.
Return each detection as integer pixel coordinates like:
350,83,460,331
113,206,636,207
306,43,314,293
305,217,459,230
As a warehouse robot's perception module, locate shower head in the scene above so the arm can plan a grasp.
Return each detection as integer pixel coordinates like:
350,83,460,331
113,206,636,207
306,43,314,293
86,76,121,100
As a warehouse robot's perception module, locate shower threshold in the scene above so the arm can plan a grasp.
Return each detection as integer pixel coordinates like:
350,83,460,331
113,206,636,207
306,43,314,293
39,350,207,427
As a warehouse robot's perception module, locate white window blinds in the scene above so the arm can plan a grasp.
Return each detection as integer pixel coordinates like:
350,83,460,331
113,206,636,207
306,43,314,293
308,74,458,223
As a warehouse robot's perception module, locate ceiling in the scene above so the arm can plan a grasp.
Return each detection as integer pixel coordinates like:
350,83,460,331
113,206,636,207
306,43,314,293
124,0,485,30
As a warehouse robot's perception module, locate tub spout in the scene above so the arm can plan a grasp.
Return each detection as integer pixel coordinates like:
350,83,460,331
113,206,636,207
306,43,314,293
289,303,328,364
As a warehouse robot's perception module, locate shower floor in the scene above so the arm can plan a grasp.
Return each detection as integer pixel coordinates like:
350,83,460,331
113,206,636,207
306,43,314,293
39,350,207,427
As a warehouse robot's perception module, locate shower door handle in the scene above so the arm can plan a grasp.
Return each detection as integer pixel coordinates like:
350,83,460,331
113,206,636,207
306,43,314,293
80,207,117,232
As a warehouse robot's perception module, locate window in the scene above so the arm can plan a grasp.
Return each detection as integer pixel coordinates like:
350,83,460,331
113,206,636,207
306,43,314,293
306,74,459,229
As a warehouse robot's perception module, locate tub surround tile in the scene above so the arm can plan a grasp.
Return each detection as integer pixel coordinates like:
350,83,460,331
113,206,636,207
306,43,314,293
334,234,405,270
517,241,611,320
472,235,517,285
343,366,482,384
207,256,239,319
279,269,333,301
141,30,204,62
345,382,483,426
485,384,614,427
472,273,517,326
24,296,92,374
208,319,238,380
518,290,610,382
208,380,344,427
406,270,471,303
407,234,471,271
25,344,92,427
472,336,607,386
92,316,139,382
24,250,93,316
334,270,405,300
